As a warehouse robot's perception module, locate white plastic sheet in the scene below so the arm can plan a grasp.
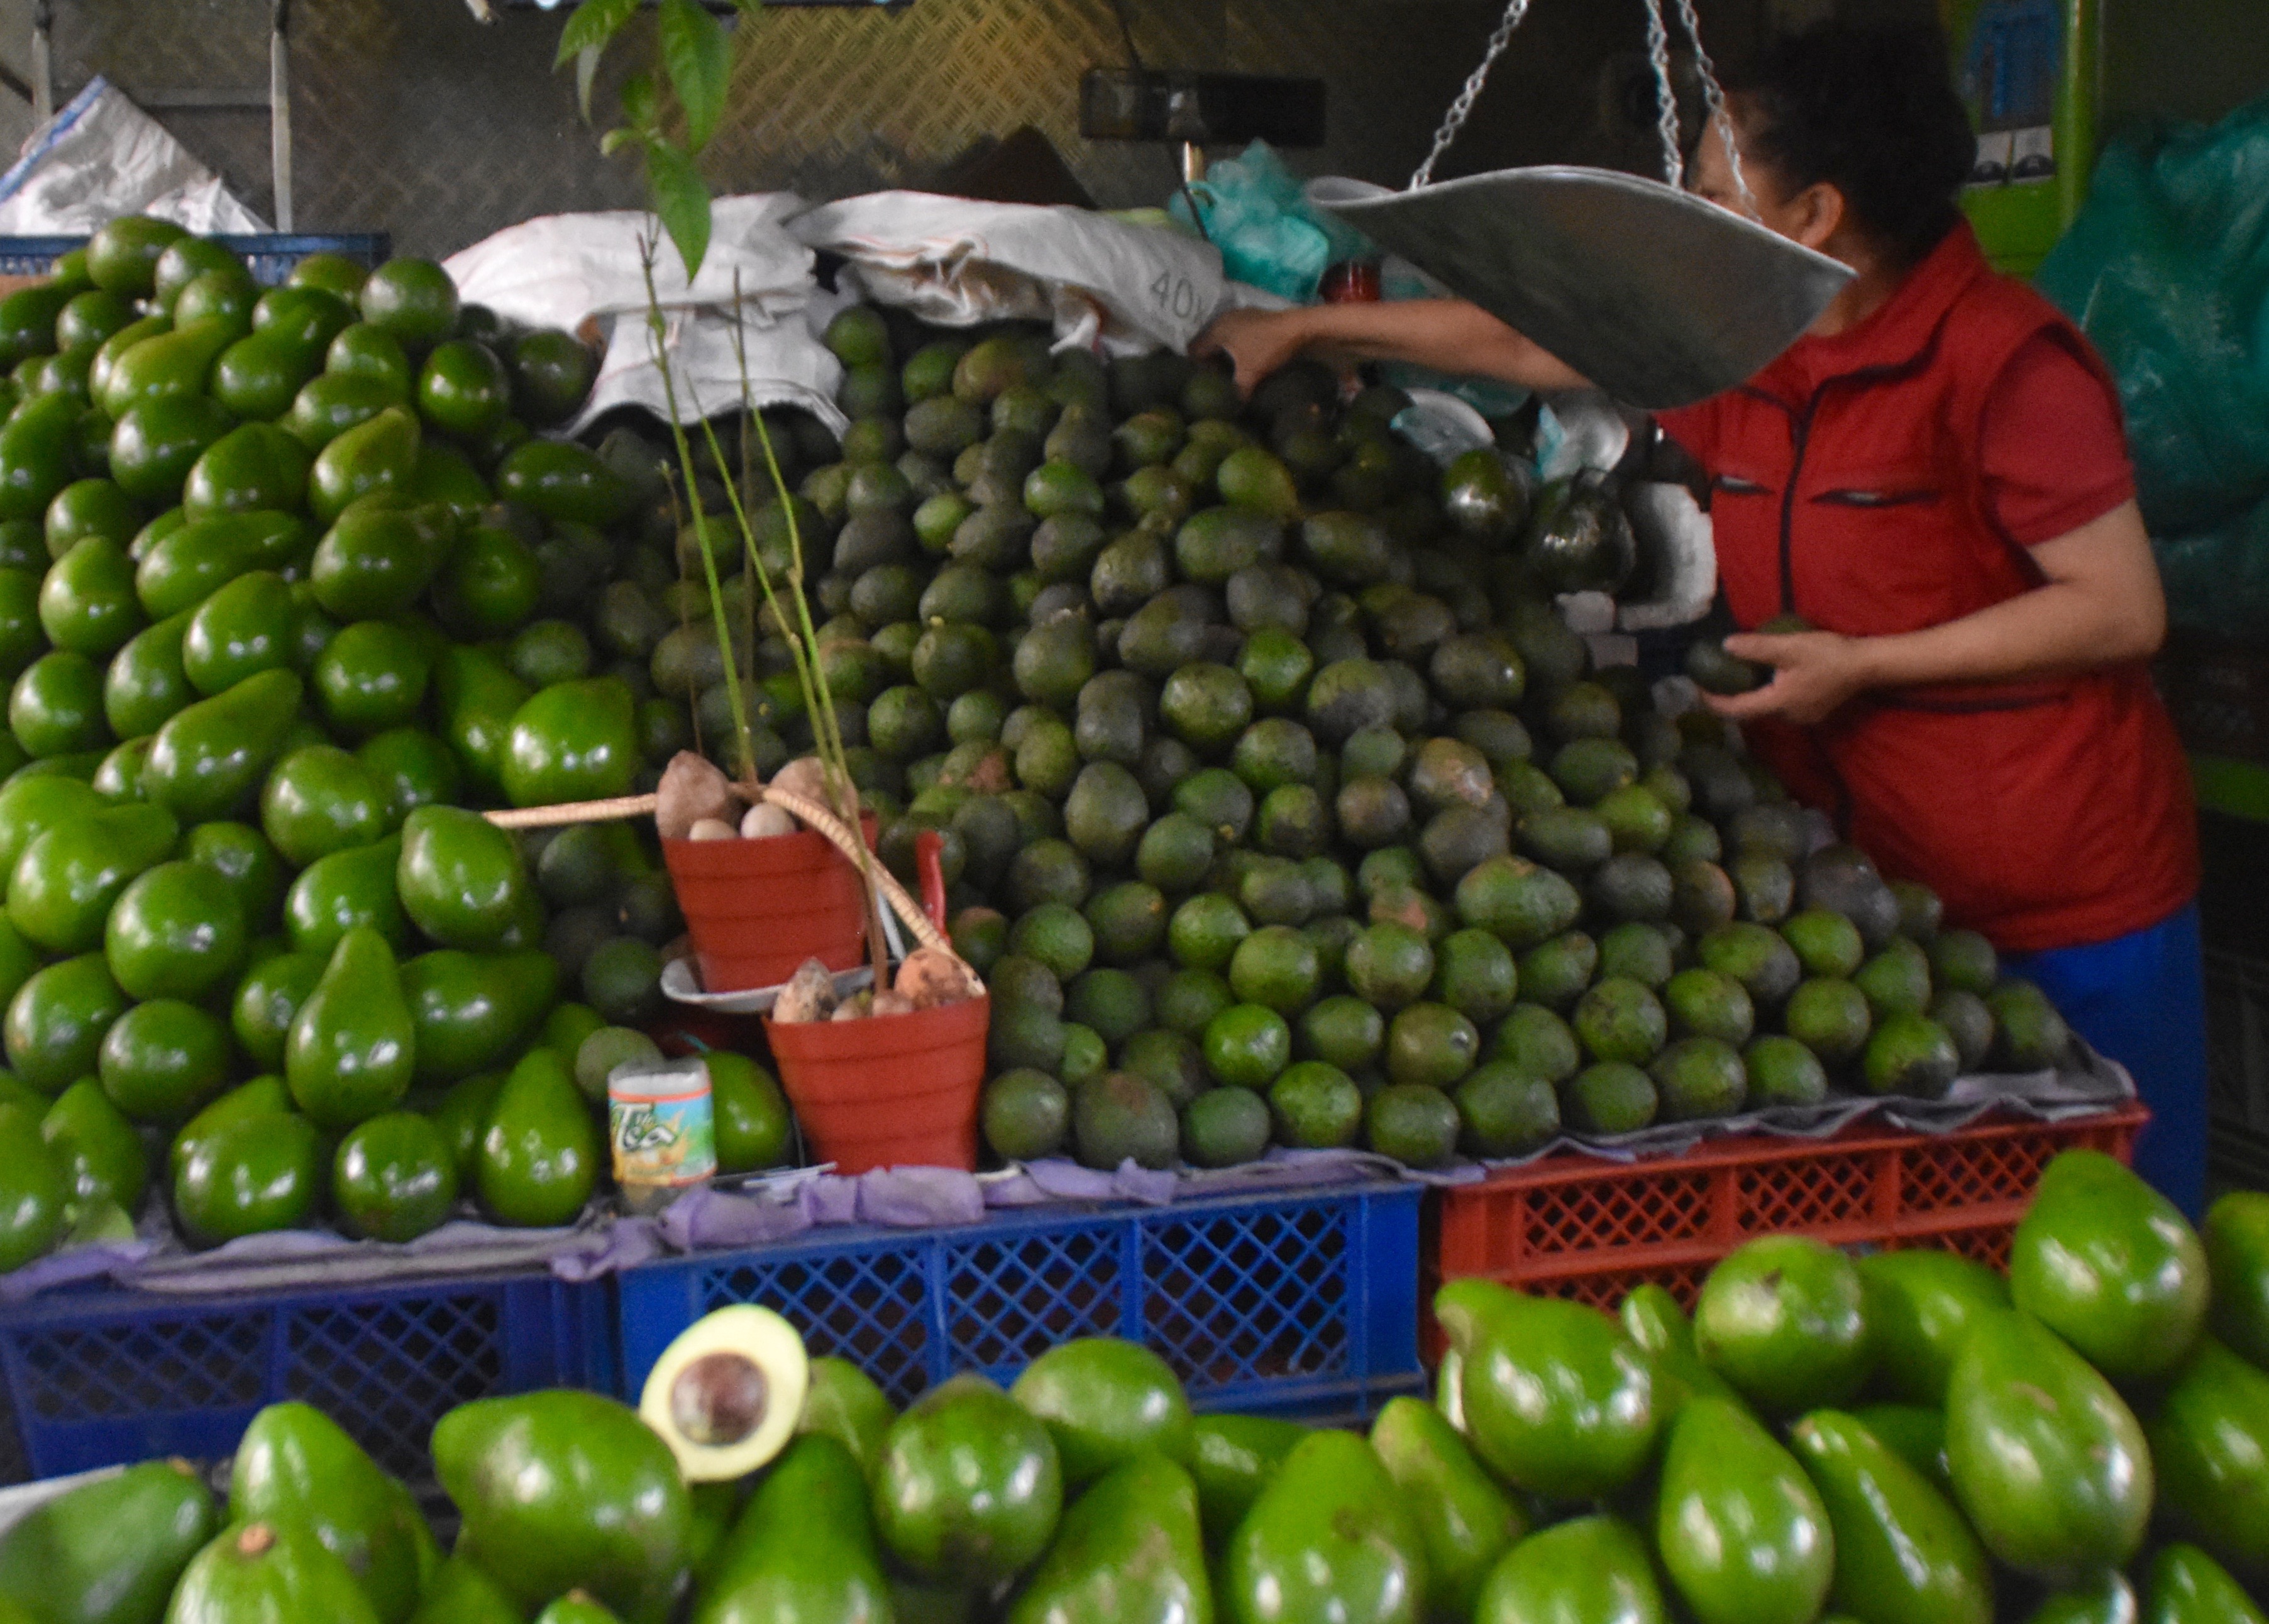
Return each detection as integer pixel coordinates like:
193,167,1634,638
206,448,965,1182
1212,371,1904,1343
789,190,1239,355
0,77,267,235
566,304,847,439
440,195,842,437
441,194,815,333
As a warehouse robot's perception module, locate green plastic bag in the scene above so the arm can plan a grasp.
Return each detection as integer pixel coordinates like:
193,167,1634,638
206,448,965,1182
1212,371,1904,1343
2037,94,2269,534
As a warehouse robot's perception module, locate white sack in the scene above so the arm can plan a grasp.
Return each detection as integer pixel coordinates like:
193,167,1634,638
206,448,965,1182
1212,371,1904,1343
789,191,1237,355
443,194,815,334
0,77,266,234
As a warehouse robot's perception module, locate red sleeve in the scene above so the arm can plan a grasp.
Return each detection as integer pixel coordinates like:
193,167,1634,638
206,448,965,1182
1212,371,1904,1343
1978,331,2137,546
1653,399,1721,470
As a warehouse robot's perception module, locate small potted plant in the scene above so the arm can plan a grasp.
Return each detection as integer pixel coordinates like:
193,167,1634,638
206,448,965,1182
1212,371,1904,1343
560,0,988,1168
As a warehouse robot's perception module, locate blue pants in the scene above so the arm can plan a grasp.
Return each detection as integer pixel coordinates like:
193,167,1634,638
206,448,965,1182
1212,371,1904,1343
2002,901,2208,1218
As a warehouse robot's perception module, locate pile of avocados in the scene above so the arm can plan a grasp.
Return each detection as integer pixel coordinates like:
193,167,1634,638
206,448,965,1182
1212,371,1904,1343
0,213,802,1274
6,1154,2267,1624
752,301,2081,1176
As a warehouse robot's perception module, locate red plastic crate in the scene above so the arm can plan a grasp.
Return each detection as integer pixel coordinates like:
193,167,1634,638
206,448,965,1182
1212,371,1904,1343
1422,1104,2148,1352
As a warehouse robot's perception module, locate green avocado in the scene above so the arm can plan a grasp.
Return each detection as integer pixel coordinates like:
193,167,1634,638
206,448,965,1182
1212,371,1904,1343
260,744,389,868
283,834,407,956
2205,1190,2269,1369
796,1355,898,1483
1656,1395,1834,1624
2147,1335,2269,1587
1369,1396,1525,1621
476,1046,597,1227
2009,1147,2208,1383
229,951,326,1073
500,678,639,809
0,1102,66,1269
1472,1516,1664,1624
5,952,130,1093
168,1074,292,1191
284,926,416,1131
1433,1278,1659,1501
434,1389,692,1624
1223,1429,1428,1624
160,1522,380,1624
39,536,143,658
183,423,309,519
0,1455,217,1624
695,1435,892,1624
174,1109,320,1246
1788,1408,1992,1624
181,569,295,695
41,1075,148,1212
144,666,304,822
1943,1308,2151,1584
1694,1235,1874,1417
1004,1453,1210,1624
1190,1413,1306,1549
8,798,177,953
313,619,434,739
494,441,632,529
405,1555,524,1624
109,395,235,509
334,1110,458,1244
1854,1249,2009,1406
395,804,531,949
310,499,451,621
400,949,556,1085
2145,1543,2268,1624
310,407,421,525
230,1400,433,1624
1008,1337,1193,1486
871,1374,1064,1589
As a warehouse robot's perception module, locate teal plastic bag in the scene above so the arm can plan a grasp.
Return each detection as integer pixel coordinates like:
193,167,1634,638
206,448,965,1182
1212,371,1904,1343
2038,94,2269,534
1169,140,1332,303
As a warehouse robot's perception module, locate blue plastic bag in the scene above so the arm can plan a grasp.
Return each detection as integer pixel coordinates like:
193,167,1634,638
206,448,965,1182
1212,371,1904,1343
2038,94,2269,534
1169,141,1332,303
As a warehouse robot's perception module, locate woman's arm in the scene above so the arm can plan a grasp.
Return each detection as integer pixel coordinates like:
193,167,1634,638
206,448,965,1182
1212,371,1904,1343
1193,299,1590,396
1707,499,2167,726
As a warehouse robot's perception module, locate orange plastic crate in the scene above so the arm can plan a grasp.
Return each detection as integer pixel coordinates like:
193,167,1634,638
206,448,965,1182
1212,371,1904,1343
1423,1103,2148,1351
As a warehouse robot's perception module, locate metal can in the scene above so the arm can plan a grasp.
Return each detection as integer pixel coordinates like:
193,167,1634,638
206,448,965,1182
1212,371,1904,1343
608,1057,718,1213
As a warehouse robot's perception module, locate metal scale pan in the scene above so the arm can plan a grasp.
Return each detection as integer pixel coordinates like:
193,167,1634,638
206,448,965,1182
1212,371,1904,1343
1322,166,1854,409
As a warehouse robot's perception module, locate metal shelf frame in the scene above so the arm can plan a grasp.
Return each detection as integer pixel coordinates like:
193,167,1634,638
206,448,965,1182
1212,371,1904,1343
30,0,295,229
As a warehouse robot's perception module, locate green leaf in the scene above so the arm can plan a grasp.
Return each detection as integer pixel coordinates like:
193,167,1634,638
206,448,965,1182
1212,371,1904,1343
657,0,729,155
575,44,603,121
600,126,643,157
644,138,713,281
621,70,660,132
554,0,639,69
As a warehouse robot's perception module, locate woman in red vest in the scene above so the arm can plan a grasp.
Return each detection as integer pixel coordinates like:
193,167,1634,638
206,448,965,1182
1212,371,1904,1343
1198,23,2206,1212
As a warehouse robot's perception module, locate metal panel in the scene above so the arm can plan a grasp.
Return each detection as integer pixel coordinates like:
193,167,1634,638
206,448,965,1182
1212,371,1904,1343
10,0,1752,258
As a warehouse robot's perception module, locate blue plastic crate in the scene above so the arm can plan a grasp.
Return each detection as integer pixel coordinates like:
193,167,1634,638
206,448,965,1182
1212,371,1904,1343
0,1267,610,1488
615,1180,1425,1422
0,232,390,286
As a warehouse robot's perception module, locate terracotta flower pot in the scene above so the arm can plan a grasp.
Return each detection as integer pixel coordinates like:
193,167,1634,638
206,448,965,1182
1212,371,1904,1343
661,814,878,993
765,994,988,1175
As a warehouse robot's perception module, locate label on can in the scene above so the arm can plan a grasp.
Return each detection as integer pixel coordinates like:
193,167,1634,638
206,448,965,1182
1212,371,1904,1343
609,1059,717,1190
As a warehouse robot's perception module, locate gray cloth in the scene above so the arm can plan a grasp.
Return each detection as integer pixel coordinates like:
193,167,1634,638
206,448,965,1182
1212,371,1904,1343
0,1054,2134,1298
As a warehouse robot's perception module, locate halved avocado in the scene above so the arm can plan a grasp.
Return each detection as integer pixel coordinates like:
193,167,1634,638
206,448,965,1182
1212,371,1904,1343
638,1303,810,1481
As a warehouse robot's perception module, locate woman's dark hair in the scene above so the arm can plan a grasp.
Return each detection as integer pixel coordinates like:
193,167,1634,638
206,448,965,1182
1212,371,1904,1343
1723,22,1977,263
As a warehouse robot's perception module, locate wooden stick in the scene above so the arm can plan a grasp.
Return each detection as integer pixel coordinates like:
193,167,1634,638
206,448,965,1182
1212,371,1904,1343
482,794,658,829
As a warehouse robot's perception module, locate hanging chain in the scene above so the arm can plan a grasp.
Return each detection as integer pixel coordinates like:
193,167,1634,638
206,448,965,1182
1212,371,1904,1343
1641,0,1684,189
1409,0,1533,189
1672,0,1755,216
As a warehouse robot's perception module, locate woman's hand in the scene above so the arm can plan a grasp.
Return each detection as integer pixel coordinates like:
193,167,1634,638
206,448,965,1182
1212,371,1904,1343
1191,307,1318,397
1706,629,1877,726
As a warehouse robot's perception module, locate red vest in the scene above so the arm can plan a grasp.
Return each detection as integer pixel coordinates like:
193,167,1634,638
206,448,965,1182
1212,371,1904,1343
1689,224,2197,954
